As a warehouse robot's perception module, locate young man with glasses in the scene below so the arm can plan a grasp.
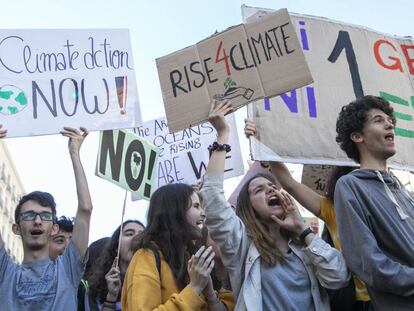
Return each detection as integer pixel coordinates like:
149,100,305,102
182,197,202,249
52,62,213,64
335,95,414,311
0,126,93,311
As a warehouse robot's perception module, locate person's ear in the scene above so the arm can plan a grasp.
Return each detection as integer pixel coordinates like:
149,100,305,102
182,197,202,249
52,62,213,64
12,223,21,236
351,131,363,143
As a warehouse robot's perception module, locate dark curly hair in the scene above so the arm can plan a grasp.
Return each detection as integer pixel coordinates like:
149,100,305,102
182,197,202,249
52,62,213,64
335,95,395,163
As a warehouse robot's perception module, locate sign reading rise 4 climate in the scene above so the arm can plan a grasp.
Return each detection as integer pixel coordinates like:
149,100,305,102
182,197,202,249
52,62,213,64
0,29,141,137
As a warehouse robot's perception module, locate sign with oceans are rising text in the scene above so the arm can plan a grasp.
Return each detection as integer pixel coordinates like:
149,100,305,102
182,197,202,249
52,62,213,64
0,29,141,137
156,8,313,132
133,114,244,189
243,5,414,169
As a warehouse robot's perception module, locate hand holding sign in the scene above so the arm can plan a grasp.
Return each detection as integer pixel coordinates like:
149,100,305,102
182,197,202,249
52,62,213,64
208,100,233,138
60,126,89,155
105,258,122,302
244,118,259,139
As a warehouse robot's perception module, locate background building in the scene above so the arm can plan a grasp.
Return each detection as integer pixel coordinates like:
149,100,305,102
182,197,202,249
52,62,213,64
0,141,24,262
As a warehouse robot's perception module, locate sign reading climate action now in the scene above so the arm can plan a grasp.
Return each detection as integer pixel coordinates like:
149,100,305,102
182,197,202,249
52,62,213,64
96,129,159,200
0,29,141,137
157,8,313,133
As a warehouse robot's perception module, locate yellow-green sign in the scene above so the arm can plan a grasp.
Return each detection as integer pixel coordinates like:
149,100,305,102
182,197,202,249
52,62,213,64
96,129,159,200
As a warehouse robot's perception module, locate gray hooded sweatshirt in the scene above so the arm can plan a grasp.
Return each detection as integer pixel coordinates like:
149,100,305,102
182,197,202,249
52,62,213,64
334,169,414,311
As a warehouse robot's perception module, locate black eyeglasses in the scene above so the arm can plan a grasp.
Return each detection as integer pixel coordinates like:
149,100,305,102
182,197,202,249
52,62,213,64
19,211,54,222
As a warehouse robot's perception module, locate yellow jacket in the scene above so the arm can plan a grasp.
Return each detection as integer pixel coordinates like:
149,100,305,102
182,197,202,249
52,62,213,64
122,248,235,311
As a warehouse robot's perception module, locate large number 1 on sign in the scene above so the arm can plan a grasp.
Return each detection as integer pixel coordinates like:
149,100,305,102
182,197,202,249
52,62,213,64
328,30,364,99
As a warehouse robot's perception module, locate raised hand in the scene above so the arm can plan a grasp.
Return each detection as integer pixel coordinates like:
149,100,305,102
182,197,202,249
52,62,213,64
270,190,306,236
60,126,88,155
208,100,233,138
105,257,121,302
244,118,258,139
0,125,7,138
188,246,215,294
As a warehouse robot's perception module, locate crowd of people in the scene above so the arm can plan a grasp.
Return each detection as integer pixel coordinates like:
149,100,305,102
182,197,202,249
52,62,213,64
0,94,413,311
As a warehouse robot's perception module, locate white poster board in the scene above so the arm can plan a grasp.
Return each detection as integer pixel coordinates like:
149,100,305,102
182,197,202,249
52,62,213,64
0,29,141,137
133,114,244,189
243,5,414,170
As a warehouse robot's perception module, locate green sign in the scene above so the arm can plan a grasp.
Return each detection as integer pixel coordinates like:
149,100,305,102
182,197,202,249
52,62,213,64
96,129,159,200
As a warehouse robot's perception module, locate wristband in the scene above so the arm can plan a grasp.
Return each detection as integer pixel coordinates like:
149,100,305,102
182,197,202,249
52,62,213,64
208,141,231,153
299,227,313,243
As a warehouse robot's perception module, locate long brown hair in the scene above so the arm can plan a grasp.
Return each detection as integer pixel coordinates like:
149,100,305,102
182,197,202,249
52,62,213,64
236,173,289,266
131,183,199,289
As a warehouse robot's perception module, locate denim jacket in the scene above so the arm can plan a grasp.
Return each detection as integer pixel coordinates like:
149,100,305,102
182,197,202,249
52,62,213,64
201,173,350,311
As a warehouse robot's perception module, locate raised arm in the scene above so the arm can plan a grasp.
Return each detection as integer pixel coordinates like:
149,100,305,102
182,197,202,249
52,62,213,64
244,119,322,216
0,125,6,248
205,101,232,174
201,100,251,297
60,127,92,258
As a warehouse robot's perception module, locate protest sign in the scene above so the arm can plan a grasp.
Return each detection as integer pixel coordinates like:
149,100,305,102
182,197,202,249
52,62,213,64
96,129,158,200
156,8,313,132
133,113,244,190
243,5,414,170
0,29,141,137
301,165,334,196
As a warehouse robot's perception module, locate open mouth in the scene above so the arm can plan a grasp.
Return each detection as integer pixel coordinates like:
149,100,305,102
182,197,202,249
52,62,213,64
268,196,280,206
385,133,394,142
196,220,204,228
30,229,44,236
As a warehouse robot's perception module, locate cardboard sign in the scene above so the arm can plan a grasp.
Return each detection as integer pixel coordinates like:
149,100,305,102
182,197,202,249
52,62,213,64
156,8,313,132
243,5,414,170
96,130,158,200
133,114,244,189
0,29,141,137
301,165,334,196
